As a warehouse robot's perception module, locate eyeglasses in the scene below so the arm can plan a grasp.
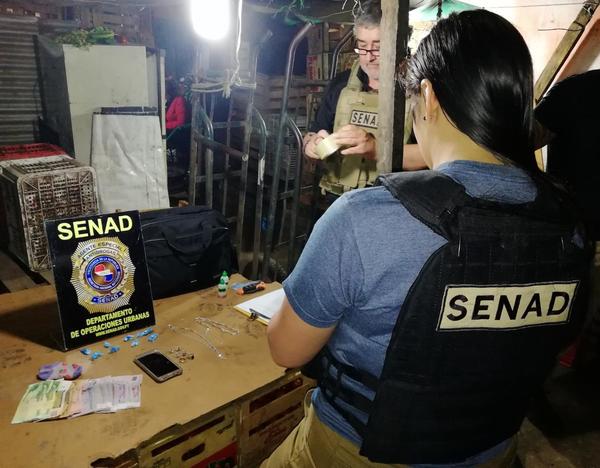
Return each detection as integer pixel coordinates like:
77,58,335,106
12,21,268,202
354,47,381,58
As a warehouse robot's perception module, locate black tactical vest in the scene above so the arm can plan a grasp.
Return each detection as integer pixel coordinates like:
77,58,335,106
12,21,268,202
305,170,592,464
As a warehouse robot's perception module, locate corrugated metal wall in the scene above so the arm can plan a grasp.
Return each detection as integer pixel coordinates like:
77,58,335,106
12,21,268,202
0,15,41,145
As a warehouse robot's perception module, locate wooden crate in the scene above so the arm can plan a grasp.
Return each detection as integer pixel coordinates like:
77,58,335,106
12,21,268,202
75,4,154,46
254,74,309,113
137,407,238,468
0,2,61,19
238,371,315,468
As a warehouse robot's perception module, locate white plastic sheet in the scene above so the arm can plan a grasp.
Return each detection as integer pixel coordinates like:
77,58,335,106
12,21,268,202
91,113,169,213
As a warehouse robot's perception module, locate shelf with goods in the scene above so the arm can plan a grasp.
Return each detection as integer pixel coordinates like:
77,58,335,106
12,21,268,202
306,22,355,81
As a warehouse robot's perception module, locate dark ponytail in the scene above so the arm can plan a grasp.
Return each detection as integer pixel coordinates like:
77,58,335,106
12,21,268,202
400,10,538,172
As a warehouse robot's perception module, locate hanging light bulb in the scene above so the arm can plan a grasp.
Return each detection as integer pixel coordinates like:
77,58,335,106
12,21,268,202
190,0,230,41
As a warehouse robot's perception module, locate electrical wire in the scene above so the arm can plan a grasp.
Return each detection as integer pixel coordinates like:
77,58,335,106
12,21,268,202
411,0,431,7
192,0,249,97
538,26,585,30
340,0,362,17
481,1,591,8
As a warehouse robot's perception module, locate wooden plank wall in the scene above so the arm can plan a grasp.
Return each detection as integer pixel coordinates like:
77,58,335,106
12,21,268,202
0,1,61,20
0,2,154,47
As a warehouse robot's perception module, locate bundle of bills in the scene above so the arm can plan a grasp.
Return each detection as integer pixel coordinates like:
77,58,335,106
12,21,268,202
11,380,72,423
12,375,142,424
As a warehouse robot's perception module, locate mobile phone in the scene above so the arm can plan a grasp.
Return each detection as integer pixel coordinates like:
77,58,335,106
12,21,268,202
133,350,183,383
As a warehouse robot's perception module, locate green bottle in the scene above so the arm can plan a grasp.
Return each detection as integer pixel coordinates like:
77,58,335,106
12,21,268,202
217,278,227,298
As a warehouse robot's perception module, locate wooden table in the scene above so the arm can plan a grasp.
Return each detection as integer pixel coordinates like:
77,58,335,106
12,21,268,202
0,275,295,467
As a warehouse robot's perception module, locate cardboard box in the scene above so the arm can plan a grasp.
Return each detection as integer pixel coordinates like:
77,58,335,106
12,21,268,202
306,54,320,81
238,371,315,467
306,54,330,81
306,23,327,54
307,23,354,55
327,23,354,51
137,407,237,468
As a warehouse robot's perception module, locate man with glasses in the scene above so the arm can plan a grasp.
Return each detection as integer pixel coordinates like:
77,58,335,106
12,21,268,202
303,0,424,201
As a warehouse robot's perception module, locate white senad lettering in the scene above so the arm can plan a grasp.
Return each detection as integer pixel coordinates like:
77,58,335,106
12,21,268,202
104,217,118,234
88,219,103,237
56,215,134,241
57,222,73,240
119,215,133,232
437,281,579,331
72,220,86,239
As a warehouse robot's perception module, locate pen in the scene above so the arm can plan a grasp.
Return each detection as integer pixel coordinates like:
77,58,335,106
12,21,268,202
249,308,270,322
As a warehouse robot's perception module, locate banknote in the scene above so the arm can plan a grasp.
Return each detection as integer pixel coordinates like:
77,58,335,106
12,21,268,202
12,375,143,423
11,380,72,424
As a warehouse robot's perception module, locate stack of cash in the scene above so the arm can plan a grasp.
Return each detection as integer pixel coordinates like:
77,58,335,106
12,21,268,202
11,375,142,424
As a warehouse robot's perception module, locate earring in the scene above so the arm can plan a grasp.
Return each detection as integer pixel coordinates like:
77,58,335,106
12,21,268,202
423,116,427,121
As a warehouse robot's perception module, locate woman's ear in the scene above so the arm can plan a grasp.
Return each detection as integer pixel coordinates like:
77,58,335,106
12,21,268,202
420,79,440,121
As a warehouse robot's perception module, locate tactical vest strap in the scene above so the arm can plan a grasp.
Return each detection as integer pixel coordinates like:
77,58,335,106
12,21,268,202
320,389,369,438
304,346,379,436
376,171,471,238
377,170,581,238
345,60,364,91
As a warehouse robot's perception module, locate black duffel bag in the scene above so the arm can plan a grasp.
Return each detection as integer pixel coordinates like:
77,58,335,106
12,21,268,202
141,206,238,299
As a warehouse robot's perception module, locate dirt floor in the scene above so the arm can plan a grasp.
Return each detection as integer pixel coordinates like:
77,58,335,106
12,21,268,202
519,366,600,467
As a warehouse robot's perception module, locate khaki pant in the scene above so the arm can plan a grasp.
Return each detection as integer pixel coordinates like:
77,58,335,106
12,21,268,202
261,391,517,468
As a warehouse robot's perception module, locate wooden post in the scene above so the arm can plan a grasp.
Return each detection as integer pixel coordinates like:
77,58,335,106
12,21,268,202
379,0,410,173
534,1,599,103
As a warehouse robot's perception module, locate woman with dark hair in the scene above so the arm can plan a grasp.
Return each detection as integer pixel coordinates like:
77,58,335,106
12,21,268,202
263,9,590,467
166,78,187,131
165,77,191,175
401,8,537,173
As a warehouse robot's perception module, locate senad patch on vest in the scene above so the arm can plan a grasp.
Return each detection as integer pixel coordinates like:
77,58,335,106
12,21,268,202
437,281,579,331
350,110,378,129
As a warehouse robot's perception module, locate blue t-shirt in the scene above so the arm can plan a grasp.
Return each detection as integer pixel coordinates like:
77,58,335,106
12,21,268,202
283,160,537,467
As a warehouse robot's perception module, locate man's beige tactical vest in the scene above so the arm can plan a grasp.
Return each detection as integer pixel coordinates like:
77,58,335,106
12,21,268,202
320,60,379,195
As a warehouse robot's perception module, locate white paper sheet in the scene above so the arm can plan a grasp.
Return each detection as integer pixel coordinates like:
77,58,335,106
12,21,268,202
234,288,285,324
